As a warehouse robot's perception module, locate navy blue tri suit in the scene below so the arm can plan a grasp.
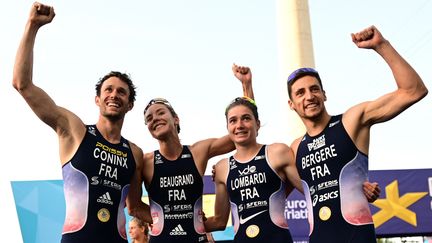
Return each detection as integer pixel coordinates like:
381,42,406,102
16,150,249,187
295,115,376,243
226,145,293,242
61,125,136,243
147,146,208,243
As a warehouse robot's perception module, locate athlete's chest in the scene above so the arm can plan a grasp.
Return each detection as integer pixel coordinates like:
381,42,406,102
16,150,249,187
296,126,357,183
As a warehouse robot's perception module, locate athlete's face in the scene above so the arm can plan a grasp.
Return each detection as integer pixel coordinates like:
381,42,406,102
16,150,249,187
226,104,260,146
288,76,326,120
128,221,146,240
144,103,179,140
95,77,133,121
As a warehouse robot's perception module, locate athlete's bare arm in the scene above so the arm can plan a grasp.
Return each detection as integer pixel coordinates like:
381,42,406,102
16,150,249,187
344,25,428,154
189,135,234,177
204,159,231,232
189,64,256,175
127,144,152,224
232,63,254,100
267,143,303,193
12,2,85,165
363,182,381,202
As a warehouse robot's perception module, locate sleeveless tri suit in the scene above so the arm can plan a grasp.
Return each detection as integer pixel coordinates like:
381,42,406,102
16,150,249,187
147,146,208,243
61,125,136,243
295,115,376,243
226,145,293,242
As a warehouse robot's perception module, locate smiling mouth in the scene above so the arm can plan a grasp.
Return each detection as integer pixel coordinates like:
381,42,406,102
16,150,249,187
107,102,120,108
234,131,248,136
305,103,318,109
153,123,165,130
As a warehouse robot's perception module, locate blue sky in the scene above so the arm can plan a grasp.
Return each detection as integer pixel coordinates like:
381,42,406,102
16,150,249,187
1,0,431,241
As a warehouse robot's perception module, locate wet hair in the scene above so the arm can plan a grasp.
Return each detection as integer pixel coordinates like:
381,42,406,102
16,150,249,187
130,217,149,236
95,71,137,103
225,97,259,122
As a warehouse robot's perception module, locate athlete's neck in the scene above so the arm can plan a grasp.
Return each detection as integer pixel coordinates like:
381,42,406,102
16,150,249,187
303,111,331,137
234,142,262,162
96,119,123,144
158,138,183,161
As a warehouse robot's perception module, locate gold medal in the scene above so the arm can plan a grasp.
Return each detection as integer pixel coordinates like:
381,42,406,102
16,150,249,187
246,224,260,238
97,208,110,222
319,206,331,221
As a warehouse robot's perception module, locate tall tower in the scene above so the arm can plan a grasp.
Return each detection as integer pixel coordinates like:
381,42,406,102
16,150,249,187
276,0,315,143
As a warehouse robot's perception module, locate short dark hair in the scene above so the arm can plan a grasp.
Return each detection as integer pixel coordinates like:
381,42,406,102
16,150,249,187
95,71,137,103
287,67,323,99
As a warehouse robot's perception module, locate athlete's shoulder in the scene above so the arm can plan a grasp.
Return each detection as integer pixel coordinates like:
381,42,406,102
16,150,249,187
214,158,229,183
290,137,303,154
215,157,229,167
343,103,367,127
127,142,144,169
128,141,143,154
143,151,154,163
267,142,291,158
268,142,291,151
267,143,294,168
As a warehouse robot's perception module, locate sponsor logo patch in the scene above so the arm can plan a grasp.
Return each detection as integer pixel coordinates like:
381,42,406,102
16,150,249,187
170,224,187,236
